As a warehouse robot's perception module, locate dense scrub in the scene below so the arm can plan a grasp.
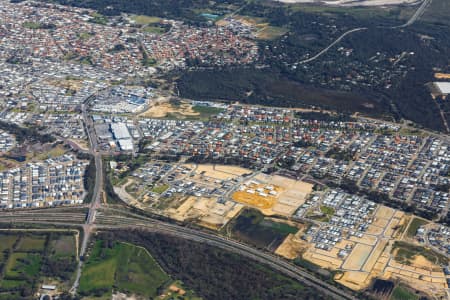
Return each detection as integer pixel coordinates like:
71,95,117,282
99,230,332,300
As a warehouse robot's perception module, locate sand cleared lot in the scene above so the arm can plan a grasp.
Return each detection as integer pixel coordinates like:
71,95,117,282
275,234,309,259
435,73,450,79
189,164,251,180
376,206,395,220
366,224,384,235
254,174,313,216
139,101,199,119
335,271,370,291
303,251,343,269
412,255,442,272
362,240,387,273
168,196,243,229
232,183,280,209
342,244,373,270
349,234,377,246
384,217,400,237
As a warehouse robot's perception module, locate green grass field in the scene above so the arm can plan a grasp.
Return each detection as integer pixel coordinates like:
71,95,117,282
256,26,288,40
260,220,298,235
131,15,161,25
0,279,25,289
390,285,419,300
80,241,170,298
320,205,335,216
406,217,428,238
392,241,448,266
51,234,76,257
0,235,18,252
143,26,167,34
0,232,77,295
192,106,225,118
16,236,46,252
116,243,170,297
23,21,42,29
152,184,170,194
5,253,41,278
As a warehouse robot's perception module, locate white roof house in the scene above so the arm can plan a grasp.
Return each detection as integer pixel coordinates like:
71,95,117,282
435,82,450,95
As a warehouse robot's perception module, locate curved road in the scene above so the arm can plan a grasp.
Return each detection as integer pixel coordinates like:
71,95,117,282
298,27,368,65
297,0,432,65
396,0,433,28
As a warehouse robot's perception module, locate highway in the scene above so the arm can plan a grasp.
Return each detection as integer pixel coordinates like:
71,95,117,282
69,98,105,294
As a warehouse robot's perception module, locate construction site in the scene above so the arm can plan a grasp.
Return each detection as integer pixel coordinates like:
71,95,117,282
275,203,449,298
232,174,313,216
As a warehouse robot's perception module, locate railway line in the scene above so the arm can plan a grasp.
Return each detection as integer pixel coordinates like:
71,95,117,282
0,207,357,300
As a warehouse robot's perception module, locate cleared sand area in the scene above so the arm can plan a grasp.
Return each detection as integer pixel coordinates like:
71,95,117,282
335,271,370,291
139,101,199,118
193,164,251,180
342,244,373,270
245,174,313,216
435,73,450,79
384,255,448,294
349,234,377,246
275,233,308,259
303,251,344,269
362,240,387,272
167,196,244,230
232,182,281,209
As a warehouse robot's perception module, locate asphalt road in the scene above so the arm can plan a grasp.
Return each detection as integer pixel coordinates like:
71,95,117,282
397,0,433,27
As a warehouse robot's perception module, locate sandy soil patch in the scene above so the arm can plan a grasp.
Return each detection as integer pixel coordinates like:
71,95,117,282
342,244,373,270
275,234,309,259
304,251,343,269
251,174,312,216
232,183,280,209
112,293,138,300
214,165,252,176
349,234,377,246
139,100,199,119
384,217,400,238
435,73,450,79
375,206,395,220
366,224,384,235
335,271,369,291
47,78,84,92
362,240,387,272
168,196,243,229
372,217,389,228
193,164,251,180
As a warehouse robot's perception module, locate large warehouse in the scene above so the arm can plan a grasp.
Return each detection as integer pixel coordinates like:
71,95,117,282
110,123,133,151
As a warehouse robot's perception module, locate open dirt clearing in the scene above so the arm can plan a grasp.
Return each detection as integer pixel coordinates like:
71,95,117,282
139,100,199,119
193,164,251,180
250,174,313,216
167,196,244,230
342,244,373,270
335,271,370,291
362,240,387,272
